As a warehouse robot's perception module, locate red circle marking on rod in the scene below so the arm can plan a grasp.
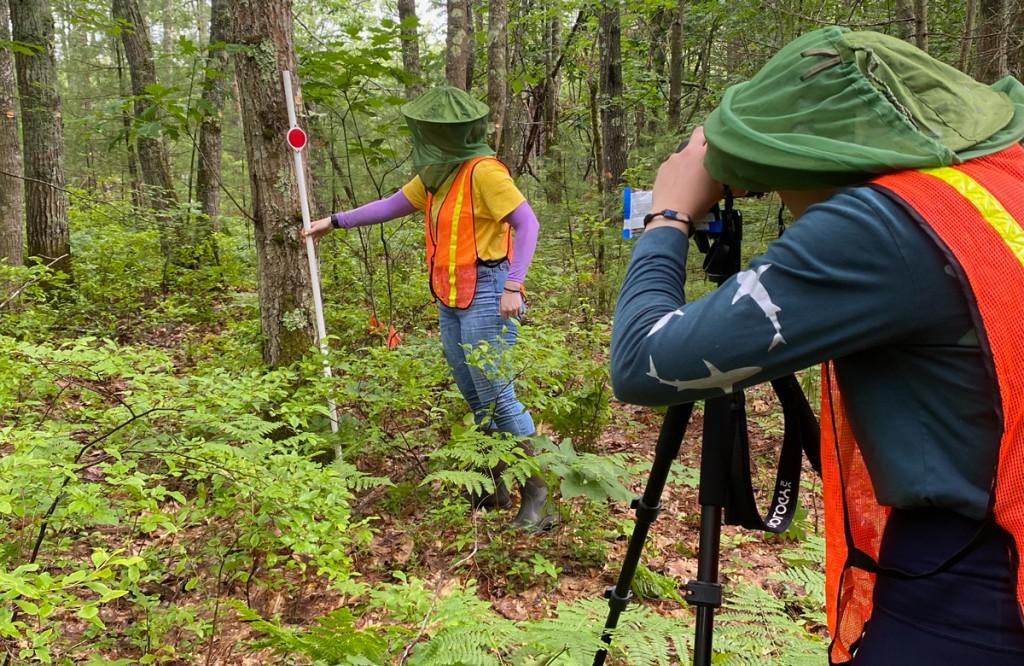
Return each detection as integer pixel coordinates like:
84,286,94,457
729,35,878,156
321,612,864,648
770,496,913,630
287,127,307,150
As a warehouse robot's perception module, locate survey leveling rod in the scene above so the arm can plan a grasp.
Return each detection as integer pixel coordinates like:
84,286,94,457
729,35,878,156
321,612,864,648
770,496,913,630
282,70,339,438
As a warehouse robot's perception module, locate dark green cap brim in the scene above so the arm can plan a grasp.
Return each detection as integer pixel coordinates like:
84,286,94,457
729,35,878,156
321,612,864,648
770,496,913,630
703,27,1024,192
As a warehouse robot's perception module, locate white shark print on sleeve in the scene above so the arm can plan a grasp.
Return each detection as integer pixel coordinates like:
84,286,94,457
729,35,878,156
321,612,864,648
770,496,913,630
647,308,685,337
647,357,762,394
733,264,786,351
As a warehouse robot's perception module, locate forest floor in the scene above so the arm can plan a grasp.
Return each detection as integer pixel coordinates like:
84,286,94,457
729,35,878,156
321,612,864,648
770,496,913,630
189,385,824,664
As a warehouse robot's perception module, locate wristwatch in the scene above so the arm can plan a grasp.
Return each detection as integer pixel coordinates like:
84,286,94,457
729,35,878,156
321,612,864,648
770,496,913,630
643,209,693,235
330,213,343,229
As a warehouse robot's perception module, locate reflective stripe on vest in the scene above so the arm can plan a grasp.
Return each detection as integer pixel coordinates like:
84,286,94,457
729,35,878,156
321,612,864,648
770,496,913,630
822,144,1024,664
424,157,513,309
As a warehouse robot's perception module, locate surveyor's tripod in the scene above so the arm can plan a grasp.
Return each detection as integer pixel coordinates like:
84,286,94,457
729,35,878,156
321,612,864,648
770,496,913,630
594,194,819,666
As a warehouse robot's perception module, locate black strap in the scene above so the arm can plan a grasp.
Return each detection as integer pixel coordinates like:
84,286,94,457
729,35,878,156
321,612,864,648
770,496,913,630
705,374,820,534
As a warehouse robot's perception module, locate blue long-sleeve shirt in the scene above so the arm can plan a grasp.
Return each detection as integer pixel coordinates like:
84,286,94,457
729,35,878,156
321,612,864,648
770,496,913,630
610,187,1000,520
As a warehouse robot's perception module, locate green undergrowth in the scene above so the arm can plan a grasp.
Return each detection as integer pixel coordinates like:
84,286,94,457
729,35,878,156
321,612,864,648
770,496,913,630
0,197,825,664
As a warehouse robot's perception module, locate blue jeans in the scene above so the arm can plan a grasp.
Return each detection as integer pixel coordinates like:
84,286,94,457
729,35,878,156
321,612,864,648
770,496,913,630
438,262,535,436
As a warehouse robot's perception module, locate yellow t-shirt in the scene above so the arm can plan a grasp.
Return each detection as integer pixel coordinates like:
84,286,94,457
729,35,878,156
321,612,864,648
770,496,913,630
401,159,526,262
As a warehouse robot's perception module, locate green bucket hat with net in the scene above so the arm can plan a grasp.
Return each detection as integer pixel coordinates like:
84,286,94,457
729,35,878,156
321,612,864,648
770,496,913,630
703,26,1024,192
401,86,493,193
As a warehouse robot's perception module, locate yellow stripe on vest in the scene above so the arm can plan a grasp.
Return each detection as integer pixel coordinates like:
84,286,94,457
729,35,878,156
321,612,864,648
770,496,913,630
922,166,1024,268
447,168,470,307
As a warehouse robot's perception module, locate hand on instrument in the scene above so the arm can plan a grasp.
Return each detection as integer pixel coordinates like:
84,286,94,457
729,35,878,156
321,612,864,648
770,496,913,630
301,216,334,241
649,126,725,230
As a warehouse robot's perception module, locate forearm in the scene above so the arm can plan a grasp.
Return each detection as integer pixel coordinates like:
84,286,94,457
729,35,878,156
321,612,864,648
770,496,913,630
331,190,417,229
505,201,539,284
611,189,933,406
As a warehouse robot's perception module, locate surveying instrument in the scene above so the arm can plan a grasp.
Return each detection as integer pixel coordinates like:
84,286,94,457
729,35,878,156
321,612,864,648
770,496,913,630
595,185,821,666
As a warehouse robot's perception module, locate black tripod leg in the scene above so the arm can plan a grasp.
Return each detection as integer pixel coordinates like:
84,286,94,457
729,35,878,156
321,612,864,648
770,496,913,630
594,402,694,666
688,392,742,666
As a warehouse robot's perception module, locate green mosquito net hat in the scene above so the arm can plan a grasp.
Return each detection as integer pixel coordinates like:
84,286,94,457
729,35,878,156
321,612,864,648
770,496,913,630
401,86,494,192
702,26,1024,192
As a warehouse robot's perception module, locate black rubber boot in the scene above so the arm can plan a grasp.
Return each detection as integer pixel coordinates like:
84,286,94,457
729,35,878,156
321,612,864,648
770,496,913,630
467,463,512,510
512,475,559,531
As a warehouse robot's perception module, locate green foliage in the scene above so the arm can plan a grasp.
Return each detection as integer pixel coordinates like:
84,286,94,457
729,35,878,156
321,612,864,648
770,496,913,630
533,437,634,504
234,604,389,665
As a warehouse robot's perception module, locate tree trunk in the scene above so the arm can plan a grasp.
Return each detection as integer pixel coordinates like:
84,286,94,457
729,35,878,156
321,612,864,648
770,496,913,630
161,0,173,54
195,0,231,232
667,0,685,127
894,0,915,42
114,40,142,208
646,8,668,135
445,0,469,90
112,0,180,267
231,0,317,366
959,0,978,73
913,0,928,51
542,11,561,204
486,0,507,151
9,0,71,275
976,0,1008,83
1008,1,1023,78
0,0,24,267
397,0,422,98
599,2,626,193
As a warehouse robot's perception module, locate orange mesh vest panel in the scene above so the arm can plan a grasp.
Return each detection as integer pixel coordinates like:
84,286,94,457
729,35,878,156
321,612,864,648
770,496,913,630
424,157,514,309
821,144,1024,664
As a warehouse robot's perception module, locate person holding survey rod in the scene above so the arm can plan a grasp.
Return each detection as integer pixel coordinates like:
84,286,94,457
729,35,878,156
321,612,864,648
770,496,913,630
302,86,556,532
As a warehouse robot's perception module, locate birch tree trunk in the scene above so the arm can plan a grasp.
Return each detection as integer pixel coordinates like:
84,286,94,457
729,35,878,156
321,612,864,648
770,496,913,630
397,0,422,98
0,0,24,267
10,0,71,276
231,0,317,366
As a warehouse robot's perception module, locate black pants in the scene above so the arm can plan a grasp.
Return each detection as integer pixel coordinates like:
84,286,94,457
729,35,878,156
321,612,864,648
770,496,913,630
851,508,1024,665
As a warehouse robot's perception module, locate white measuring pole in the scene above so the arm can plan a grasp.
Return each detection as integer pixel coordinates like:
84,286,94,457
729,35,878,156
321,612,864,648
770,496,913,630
282,70,339,437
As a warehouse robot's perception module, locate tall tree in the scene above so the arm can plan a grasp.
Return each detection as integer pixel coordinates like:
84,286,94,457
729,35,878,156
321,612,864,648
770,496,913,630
397,0,423,98
112,0,180,237
542,10,562,203
10,0,71,275
913,0,928,51
445,0,469,90
231,0,317,366
1008,1,1023,78
486,0,507,151
599,2,626,193
195,0,231,231
976,0,1008,82
114,40,142,207
667,0,685,127
894,0,915,42
0,0,23,267
959,0,978,72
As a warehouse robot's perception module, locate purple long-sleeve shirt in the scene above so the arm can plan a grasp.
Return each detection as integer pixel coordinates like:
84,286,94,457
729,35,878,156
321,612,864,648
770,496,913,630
331,191,539,283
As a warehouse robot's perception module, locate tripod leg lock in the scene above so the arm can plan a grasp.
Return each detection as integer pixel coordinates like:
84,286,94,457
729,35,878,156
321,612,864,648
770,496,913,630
630,496,661,522
683,580,723,608
603,585,634,612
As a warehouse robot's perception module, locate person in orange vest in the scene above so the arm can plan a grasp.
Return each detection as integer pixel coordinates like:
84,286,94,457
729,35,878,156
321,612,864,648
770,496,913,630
610,28,1024,664
303,86,556,531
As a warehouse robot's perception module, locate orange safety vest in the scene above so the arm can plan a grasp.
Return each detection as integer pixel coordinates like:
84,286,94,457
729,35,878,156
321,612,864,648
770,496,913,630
821,144,1024,664
424,156,514,309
